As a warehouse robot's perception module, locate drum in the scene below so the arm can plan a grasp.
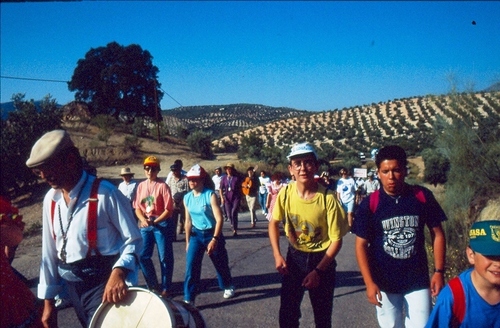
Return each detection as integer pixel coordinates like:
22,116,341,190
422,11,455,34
89,287,206,328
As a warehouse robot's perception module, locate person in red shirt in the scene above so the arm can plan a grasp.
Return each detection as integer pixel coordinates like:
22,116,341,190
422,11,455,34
1,196,43,328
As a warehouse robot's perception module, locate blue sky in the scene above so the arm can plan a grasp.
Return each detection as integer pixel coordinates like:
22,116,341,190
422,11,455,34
1,1,499,111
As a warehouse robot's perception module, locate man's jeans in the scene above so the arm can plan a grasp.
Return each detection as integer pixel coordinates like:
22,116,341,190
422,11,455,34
259,191,268,213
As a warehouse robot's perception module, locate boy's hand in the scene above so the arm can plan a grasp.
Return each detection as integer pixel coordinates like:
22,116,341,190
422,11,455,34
302,270,321,289
274,256,288,275
366,282,383,307
430,272,445,297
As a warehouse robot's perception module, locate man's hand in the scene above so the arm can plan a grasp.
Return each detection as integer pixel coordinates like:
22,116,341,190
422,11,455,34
102,268,128,303
41,299,58,328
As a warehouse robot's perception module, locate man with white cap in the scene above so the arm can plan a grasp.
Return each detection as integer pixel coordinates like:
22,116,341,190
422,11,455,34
268,142,349,328
26,129,142,327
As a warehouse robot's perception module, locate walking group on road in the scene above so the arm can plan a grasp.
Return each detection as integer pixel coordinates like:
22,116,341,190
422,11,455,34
2,129,498,328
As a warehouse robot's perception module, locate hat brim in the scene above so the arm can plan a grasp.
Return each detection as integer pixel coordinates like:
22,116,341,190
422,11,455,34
470,242,500,256
287,151,317,160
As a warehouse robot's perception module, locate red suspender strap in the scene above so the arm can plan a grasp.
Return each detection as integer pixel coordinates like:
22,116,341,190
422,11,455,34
369,190,380,213
449,276,466,325
87,178,102,257
50,200,56,240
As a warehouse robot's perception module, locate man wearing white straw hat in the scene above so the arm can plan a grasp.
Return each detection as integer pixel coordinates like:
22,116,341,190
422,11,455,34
118,167,138,204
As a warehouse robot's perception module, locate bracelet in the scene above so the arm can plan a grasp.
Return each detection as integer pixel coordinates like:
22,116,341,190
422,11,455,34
212,235,219,240
434,268,445,274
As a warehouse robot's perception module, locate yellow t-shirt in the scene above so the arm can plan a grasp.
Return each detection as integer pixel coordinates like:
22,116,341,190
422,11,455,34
272,183,348,252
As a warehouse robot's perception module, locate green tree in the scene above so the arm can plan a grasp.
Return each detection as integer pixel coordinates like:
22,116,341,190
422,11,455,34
68,42,163,122
187,130,214,159
1,94,62,196
237,132,264,160
421,148,450,186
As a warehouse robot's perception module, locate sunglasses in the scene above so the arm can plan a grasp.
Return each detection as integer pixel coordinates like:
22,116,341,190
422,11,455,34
144,166,158,172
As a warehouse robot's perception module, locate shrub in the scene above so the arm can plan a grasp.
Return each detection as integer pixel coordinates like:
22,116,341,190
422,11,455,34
187,130,214,159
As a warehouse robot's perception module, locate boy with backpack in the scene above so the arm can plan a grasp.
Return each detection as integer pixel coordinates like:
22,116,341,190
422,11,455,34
352,145,447,327
426,219,500,327
268,142,349,327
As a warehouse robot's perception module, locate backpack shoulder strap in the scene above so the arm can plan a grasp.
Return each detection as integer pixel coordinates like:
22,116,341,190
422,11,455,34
369,186,426,214
283,184,289,205
412,185,427,204
449,276,466,325
87,178,102,257
323,186,329,209
369,190,380,213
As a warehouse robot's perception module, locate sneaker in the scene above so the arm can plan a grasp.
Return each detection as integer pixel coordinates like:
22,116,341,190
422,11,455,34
223,288,235,299
184,300,195,306
55,298,72,310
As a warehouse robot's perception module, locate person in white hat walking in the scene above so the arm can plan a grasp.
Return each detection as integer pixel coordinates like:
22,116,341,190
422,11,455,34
118,167,138,204
268,142,349,328
183,164,235,305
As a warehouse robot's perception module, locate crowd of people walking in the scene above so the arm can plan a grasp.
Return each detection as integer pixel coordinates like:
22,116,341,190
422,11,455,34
2,130,498,328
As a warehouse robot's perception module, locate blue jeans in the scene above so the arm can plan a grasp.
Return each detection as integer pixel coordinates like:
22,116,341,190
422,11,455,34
259,192,268,213
184,227,233,302
139,220,174,292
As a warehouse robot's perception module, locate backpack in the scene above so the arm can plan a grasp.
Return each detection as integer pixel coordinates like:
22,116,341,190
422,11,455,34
368,185,426,213
449,276,466,326
50,177,102,258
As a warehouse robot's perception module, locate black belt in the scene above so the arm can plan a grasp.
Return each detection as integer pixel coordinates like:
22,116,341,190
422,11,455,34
58,254,119,281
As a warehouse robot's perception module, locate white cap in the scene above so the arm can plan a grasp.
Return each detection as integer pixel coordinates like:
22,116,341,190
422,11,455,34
26,130,75,168
186,164,207,178
287,142,318,160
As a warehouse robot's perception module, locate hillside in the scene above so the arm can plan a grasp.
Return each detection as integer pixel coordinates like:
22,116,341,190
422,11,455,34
208,92,500,156
162,104,308,138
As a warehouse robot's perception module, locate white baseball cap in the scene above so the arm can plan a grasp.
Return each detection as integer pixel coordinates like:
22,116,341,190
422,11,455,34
287,142,318,160
186,164,207,178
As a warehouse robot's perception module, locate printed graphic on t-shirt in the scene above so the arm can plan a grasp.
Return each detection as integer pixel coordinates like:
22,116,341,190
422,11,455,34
288,215,324,250
382,215,419,259
142,195,155,214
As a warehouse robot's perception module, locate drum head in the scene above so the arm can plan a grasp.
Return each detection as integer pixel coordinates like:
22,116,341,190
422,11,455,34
89,287,177,328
